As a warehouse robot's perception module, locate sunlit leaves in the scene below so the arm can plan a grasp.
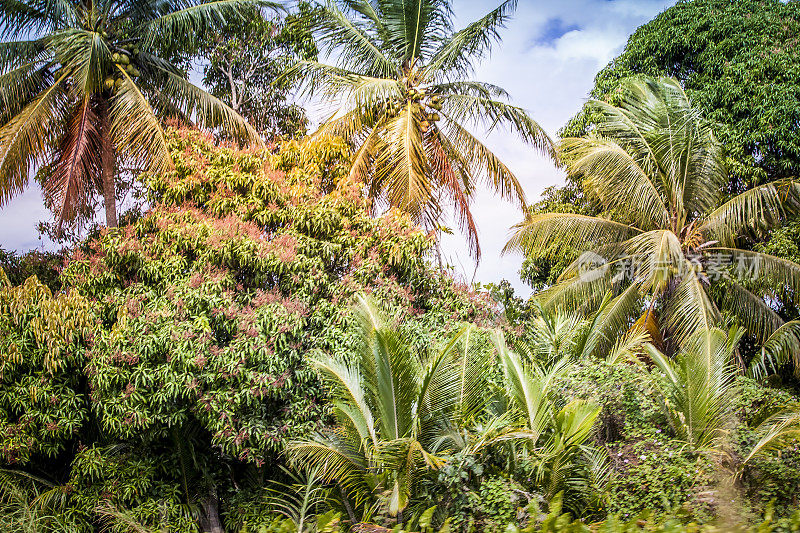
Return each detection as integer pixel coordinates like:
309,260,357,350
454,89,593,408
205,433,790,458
507,77,800,363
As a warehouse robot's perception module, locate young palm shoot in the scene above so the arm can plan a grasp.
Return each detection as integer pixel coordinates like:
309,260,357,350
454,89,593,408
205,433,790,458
287,295,488,517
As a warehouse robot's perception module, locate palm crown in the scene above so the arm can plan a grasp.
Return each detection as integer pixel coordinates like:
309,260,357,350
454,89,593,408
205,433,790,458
288,296,487,516
0,0,267,229
506,77,800,375
295,0,553,257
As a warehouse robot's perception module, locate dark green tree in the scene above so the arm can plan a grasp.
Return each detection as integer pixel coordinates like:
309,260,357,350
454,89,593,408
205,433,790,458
201,4,318,138
565,0,800,190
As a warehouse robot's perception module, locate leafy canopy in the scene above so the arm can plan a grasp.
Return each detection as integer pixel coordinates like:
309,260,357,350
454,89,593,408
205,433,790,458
564,0,800,189
201,3,319,138
293,0,553,257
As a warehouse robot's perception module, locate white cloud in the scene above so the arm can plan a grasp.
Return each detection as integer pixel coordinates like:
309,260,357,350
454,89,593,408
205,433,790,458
0,182,53,251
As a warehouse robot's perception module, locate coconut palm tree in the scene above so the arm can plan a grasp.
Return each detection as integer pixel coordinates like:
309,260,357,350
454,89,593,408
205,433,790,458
505,77,800,375
293,0,553,258
287,295,488,517
0,0,270,229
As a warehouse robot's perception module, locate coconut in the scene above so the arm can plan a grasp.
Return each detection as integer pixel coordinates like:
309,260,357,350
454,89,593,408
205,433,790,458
104,77,114,90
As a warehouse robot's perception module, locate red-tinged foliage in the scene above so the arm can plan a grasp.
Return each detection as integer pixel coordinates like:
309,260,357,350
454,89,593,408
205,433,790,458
0,128,499,529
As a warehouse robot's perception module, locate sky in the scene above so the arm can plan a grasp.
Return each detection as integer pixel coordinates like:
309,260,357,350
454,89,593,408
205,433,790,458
0,0,675,295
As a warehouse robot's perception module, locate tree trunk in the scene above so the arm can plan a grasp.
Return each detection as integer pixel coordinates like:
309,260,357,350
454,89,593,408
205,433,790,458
99,98,117,228
199,487,224,533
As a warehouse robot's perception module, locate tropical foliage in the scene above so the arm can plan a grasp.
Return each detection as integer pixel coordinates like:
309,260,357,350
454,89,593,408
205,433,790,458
1,1,800,532
201,3,318,138
506,77,800,377
0,0,266,229
293,0,553,256
0,129,798,531
564,0,800,188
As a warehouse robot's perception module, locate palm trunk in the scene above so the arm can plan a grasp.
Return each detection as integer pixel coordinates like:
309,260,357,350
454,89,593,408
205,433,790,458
99,97,117,228
200,487,224,533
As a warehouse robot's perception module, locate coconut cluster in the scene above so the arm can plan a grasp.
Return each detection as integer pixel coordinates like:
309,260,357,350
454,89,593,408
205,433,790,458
103,46,141,92
378,87,443,134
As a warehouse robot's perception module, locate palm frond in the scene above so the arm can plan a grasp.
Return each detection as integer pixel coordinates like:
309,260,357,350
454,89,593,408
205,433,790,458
741,405,800,466
441,93,553,156
142,0,280,50
503,212,638,256
605,328,650,365
287,433,370,498
746,321,800,380
718,278,783,345
0,37,47,67
662,272,721,346
305,3,397,78
55,27,110,95
0,61,51,124
706,247,800,301
380,0,452,62
375,103,431,219
580,284,644,359
427,129,479,257
109,66,173,175
0,71,68,206
265,466,328,532
424,0,517,80
311,352,377,446
495,330,564,443
644,327,739,450
147,65,263,146
429,80,510,100
558,136,669,230
0,0,76,38
441,117,526,208
701,179,800,246
43,95,101,226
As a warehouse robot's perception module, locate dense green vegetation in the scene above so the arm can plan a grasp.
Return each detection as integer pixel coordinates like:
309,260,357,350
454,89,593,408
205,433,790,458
0,1,799,532
525,0,800,295
565,0,800,188
507,77,800,375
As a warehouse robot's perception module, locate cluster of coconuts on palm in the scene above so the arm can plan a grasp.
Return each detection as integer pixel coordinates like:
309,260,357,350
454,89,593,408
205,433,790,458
103,45,141,92
421,94,442,133
392,84,443,133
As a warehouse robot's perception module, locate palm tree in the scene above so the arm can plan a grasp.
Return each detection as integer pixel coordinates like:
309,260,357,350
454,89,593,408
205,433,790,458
492,331,608,515
644,327,740,451
287,295,487,517
293,0,553,258
0,0,269,229
505,77,800,374
522,294,650,367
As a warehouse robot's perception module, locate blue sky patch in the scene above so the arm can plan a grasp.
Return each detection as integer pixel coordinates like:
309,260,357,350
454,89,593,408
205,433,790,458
532,17,581,47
